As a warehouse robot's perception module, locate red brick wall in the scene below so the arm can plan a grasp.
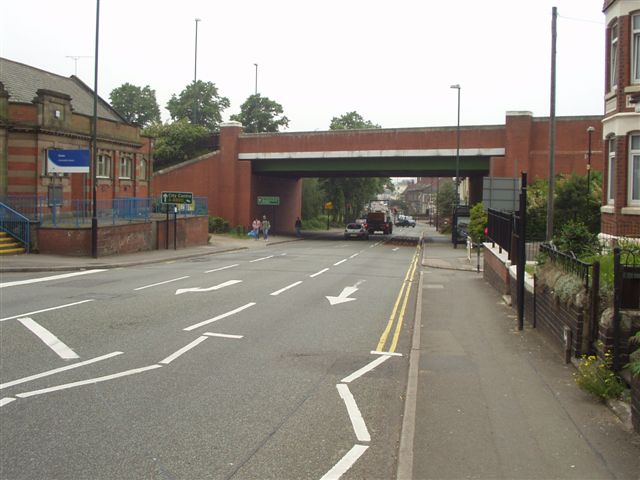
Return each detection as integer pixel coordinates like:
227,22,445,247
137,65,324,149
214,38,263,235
156,216,208,249
483,246,511,295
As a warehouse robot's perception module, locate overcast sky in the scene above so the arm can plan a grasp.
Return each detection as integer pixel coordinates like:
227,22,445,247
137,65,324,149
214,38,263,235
2,0,605,132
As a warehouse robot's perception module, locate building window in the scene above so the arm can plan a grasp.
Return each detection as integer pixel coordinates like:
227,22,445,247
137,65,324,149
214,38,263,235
610,21,619,89
608,138,616,205
139,158,147,180
633,14,640,84
119,156,133,179
630,134,640,206
97,154,111,178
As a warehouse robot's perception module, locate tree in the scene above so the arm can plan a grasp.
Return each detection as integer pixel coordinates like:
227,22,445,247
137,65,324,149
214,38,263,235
468,203,488,244
436,180,456,227
109,83,160,127
143,120,211,171
301,178,325,220
230,94,289,133
166,81,230,131
330,111,381,130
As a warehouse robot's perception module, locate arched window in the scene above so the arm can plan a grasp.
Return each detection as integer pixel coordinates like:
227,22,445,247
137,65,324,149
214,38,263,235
97,153,112,178
119,155,133,179
139,157,147,180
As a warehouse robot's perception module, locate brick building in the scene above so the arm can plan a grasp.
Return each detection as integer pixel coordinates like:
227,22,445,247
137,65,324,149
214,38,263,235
0,58,152,206
601,1,640,237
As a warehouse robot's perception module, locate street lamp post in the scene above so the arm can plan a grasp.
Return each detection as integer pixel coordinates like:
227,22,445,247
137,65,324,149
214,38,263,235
193,18,201,125
450,84,461,206
254,63,258,96
587,126,595,198
91,0,100,259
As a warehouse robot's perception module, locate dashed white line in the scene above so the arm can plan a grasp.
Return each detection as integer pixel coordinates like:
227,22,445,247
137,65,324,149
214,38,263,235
204,264,239,273
333,259,347,266
370,350,403,357
270,281,303,296
250,255,274,263
392,247,400,252
0,351,123,390
204,332,244,339
17,317,79,360
319,444,369,480
310,268,329,278
183,303,256,331
341,355,391,384
134,275,190,291
349,253,359,258
0,269,106,288
0,398,16,407
0,299,95,322
160,336,209,365
16,364,163,399
337,384,371,442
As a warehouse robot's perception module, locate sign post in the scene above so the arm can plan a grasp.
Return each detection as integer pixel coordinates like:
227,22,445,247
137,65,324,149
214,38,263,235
161,192,193,250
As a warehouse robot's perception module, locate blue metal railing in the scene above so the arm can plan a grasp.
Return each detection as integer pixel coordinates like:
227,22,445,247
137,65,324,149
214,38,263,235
0,202,31,253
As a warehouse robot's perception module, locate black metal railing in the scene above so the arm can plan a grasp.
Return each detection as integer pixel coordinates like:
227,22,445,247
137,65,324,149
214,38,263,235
539,243,593,289
487,208,513,254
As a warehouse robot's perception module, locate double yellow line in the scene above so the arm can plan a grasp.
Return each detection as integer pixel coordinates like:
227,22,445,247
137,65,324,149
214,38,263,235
375,244,421,354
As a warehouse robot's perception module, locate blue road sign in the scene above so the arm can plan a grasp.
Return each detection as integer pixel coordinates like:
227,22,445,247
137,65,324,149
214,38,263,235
47,149,90,173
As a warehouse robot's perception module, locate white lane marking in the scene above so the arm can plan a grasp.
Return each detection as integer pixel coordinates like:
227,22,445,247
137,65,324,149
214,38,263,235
250,255,274,263
16,364,163,399
326,286,358,306
204,264,239,273
134,275,190,291
183,303,256,331
0,269,106,288
369,244,376,248
0,398,16,407
175,279,242,295
310,268,329,278
336,384,371,442
160,336,208,365
370,350,403,357
341,355,391,384
204,332,244,339
333,259,347,266
425,284,444,289
17,317,79,360
349,253,359,258
0,299,95,322
392,247,400,252
270,281,303,296
319,444,369,480
0,351,123,390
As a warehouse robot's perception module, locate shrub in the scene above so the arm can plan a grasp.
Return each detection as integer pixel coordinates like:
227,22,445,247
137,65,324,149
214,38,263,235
468,203,487,244
554,220,599,257
208,216,229,233
574,352,625,401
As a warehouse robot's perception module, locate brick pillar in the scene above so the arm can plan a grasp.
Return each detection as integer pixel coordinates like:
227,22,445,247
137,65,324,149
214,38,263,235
504,111,533,179
218,122,252,229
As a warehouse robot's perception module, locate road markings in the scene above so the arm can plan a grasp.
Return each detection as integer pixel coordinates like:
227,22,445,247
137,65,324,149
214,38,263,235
0,351,123,390
310,268,329,278
0,398,16,407
341,355,391,384
392,247,400,252
250,255,274,263
0,269,106,288
333,259,347,266
17,317,79,360
370,350,403,357
319,444,369,480
204,332,244,339
336,384,370,442
0,299,95,322
183,303,256,331
270,281,303,296
349,253,359,258
134,275,190,291
175,279,242,295
326,281,363,306
160,336,209,365
204,264,239,273
16,364,163,399
425,284,444,289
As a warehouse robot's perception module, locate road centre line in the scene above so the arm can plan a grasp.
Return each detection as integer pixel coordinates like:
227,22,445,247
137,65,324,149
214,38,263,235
204,264,239,273
270,281,302,296
250,255,274,263
18,317,79,360
134,275,190,291
183,302,256,331
333,259,347,266
0,269,106,288
336,384,371,442
204,332,244,339
16,364,163,399
160,336,209,365
319,444,369,480
0,398,16,407
349,253,359,258
341,355,391,384
0,299,95,322
0,351,123,390
310,268,329,278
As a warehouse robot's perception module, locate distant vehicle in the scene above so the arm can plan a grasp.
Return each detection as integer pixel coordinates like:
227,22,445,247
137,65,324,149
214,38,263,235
365,211,393,235
395,217,416,227
344,223,369,240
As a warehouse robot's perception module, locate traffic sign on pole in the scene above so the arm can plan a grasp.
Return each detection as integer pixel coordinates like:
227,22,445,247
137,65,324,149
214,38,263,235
161,191,193,205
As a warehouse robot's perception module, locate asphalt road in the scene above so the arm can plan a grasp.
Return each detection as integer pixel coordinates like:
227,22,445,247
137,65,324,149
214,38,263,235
1,229,422,479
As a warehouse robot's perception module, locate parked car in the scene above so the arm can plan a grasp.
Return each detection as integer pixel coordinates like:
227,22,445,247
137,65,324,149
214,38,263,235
396,217,416,227
344,223,369,240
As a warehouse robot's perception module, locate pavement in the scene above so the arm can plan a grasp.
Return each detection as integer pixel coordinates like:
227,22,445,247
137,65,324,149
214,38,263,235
2,225,639,479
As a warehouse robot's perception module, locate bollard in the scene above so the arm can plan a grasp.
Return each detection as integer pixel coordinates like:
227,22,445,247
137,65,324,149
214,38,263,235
563,326,572,364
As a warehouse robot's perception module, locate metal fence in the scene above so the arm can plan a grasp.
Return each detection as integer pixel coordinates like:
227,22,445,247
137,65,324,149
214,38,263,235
539,242,594,289
0,202,31,252
487,208,513,255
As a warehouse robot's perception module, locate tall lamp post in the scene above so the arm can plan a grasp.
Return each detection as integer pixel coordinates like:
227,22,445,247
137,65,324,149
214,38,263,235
254,63,258,95
587,126,595,198
91,0,100,259
193,18,201,124
450,84,461,206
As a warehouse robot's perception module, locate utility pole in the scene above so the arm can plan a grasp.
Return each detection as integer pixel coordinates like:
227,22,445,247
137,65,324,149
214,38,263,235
254,63,258,96
91,0,100,258
546,6,558,242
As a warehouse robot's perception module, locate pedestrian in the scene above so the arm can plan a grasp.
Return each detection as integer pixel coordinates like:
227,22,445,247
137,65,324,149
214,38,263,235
261,215,271,241
252,217,261,240
295,217,302,238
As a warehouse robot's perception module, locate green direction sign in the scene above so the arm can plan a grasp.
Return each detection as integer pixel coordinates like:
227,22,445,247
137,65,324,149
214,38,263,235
161,191,193,204
257,196,280,206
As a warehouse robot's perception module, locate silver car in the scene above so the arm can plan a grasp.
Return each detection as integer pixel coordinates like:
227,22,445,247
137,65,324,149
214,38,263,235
344,223,369,240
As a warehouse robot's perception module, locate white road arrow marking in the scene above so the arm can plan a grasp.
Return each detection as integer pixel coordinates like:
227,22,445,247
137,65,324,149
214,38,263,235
175,280,241,295
326,281,364,306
